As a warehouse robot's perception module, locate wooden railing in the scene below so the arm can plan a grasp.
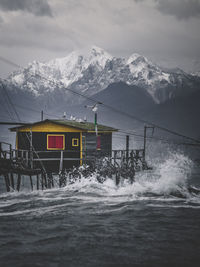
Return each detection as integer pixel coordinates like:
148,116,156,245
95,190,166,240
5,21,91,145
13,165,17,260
0,142,146,172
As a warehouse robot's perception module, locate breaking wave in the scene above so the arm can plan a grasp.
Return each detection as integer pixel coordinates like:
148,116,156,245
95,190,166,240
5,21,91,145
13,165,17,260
0,151,200,217
63,152,196,198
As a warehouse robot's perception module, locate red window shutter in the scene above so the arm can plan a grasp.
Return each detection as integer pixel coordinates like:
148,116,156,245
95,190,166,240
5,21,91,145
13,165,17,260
56,136,63,148
48,135,64,149
48,136,55,148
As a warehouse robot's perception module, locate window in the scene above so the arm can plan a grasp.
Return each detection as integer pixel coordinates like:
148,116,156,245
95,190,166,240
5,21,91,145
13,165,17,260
47,135,65,150
72,138,79,147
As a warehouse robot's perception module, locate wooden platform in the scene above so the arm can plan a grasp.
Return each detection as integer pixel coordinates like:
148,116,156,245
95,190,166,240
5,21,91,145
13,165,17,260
0,141,149,192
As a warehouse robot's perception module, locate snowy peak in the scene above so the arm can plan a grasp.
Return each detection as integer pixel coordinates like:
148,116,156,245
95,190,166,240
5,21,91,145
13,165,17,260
127,53,148,65
48,45,112,70
5,46,200,104
126,52,171,100
45,46,113,86
89,45,113,68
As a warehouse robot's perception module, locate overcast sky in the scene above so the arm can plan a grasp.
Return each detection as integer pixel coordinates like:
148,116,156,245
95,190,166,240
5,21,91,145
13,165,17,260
0,0,200,77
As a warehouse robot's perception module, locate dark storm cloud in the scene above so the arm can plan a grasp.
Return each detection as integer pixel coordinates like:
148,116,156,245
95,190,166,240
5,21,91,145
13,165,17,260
0,0,52,17
0,0,200,78
154,0,200,20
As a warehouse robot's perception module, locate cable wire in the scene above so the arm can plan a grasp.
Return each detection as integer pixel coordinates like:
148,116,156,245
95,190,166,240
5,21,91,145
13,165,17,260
1,55,199,144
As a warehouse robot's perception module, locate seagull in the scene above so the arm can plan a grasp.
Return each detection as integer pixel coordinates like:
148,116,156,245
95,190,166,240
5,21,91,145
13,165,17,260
84,102,102,112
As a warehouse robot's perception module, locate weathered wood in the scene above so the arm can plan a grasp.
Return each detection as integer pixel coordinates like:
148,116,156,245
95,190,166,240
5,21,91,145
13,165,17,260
30,175,33,191
9,144,12,160
26,151,29,166
36,174,39,190
30,129,33,169
10,173,14,190
41,172,47,189
115,171,120,186
4,174,10,192
59,172,66,188
47,173,54,188
126,135,129,164
33,158,82,161
51,176,54,188
41,173,44,190
44,173,47,188
59,151,64,172
16,174,21,191
0,143,2,159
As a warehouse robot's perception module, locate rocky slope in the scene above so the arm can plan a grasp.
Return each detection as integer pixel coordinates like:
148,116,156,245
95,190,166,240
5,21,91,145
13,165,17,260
3,46,200,104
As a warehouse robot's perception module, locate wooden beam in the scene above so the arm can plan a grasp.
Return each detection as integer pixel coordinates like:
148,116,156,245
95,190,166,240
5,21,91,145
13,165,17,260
36,174,39,190
10,173,14,190
30,175,33,191
4,174,10,192
33,158,82,161
16,174,21,191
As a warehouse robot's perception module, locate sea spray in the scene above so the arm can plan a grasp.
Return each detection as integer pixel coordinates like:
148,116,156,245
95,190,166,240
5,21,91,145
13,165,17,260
61,151,194,200
151,153,193,195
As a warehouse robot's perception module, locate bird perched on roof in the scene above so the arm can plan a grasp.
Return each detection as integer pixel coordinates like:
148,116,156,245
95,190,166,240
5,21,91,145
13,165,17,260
84,102,102,112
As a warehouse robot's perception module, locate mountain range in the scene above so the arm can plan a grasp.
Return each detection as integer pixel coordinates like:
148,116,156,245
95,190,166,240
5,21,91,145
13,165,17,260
2,46,200,105
0,46,200,142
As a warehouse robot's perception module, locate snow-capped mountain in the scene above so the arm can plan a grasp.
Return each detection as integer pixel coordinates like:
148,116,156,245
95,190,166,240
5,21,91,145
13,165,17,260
192,71,200,77
4,46,200,104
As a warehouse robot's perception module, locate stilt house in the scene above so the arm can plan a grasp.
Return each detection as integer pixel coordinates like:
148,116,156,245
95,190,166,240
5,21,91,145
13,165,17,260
10,119,117,173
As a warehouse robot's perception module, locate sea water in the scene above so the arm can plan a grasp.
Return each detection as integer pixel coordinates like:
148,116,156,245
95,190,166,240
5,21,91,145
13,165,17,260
0,150,200,267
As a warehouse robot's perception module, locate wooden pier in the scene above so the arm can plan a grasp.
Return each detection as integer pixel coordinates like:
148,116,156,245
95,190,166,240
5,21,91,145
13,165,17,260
0,142,42,192
0,140,149,192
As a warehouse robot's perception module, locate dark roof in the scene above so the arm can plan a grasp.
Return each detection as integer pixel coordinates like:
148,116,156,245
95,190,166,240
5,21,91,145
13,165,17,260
10,119,118,132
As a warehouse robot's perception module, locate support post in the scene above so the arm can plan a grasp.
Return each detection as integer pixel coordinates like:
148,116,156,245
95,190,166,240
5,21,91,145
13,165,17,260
41,173,44,190
30,175,33,191
44,173,47,188
41,110,43,121
47,173,53,188
30,128,33,169
4,174,10,192
143,126,147,161
17,174,21,191
114,151,117,167
10,173,14,190
51,176,54,188
126,135,129,164
59,151,64,173
0,142,2,159
9,144,12,160
115,171,120,186
36,174,39,190
26,151,29,167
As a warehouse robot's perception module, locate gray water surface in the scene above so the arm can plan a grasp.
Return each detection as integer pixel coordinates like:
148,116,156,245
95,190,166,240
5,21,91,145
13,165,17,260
0,153,200,267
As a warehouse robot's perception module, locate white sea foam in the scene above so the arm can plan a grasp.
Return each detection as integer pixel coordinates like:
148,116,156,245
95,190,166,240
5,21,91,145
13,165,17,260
0,151,199,216
58,151,197,205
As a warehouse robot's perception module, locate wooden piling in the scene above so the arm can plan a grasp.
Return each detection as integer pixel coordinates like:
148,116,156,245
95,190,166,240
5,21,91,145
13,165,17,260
51,175,54,188
44,173,47,188
30,175,33,191
0,142,2,159
47,173,54,188
126,135,129,164
115,171,120,186
10,173,14,190
59,173,62,188
41,173,44,190
17,174,21,191
59,151,63,173
4,174,10,192
36,174,39,190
